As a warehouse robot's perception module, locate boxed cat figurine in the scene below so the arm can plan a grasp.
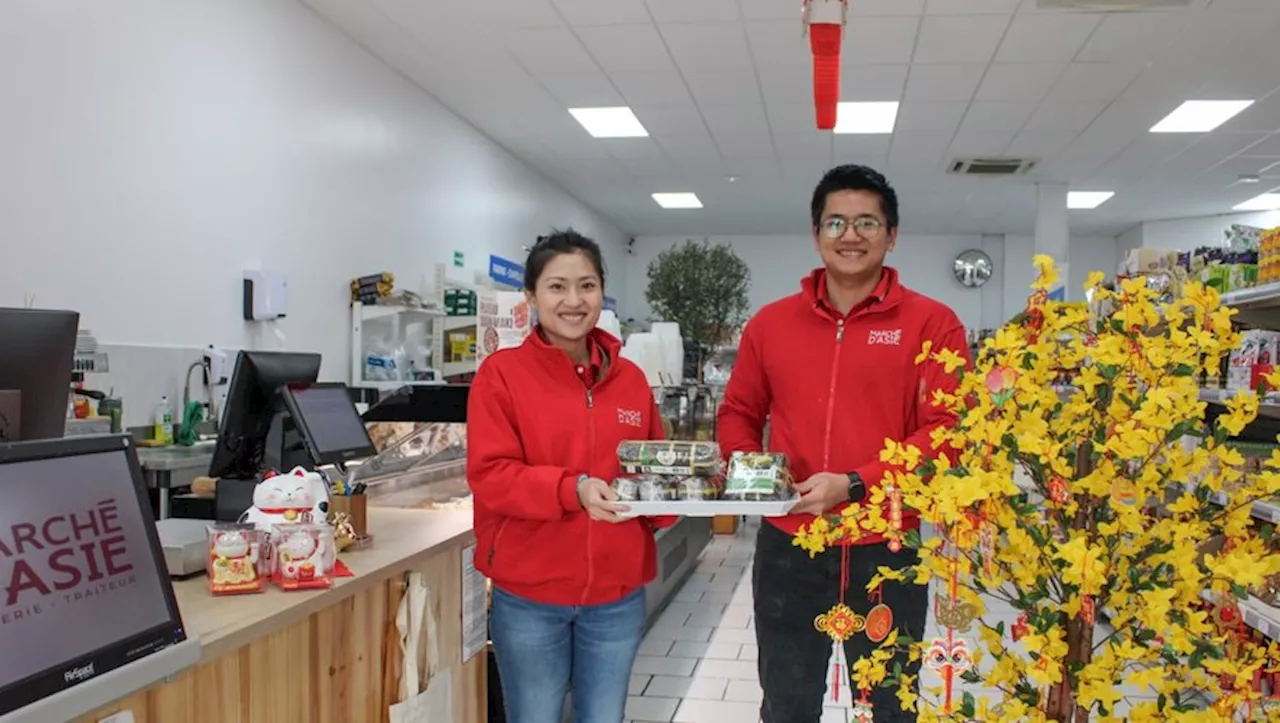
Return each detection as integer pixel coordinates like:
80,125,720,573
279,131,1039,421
207,523,266,595
271,523,334,592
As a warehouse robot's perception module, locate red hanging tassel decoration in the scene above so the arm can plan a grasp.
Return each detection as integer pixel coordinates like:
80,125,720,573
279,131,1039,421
805,1,846,131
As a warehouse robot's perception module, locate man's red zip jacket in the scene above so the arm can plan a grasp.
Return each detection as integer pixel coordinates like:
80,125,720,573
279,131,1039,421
717,267,970,544
467,327,675,607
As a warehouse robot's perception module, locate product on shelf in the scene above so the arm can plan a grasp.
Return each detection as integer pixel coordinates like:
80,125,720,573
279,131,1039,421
724,451,792,500
616,440,722,477
271,523,333,591
1225,329,1280,391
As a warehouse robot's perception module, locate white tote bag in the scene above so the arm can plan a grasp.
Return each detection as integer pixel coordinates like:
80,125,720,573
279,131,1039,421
389,572,453,723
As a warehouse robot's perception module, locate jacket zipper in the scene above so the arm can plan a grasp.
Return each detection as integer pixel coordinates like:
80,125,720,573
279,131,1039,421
581,388,595,606
821,320,845,470
488,519,509,567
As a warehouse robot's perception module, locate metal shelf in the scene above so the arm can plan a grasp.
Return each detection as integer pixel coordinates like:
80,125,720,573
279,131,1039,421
1221,283,1280,328
1198,387,1280,419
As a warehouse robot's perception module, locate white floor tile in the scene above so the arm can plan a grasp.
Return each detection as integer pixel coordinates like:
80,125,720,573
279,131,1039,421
670,641,742,660
724,679,764,703
639,638,674,656
629,674,651,695
673,698,761,723
694,658,758,681
626,695,679,722
633,655,698,676
646,675,729,700
739,644,758,661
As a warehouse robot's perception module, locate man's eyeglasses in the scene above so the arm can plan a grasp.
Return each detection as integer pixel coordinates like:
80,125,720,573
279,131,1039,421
820,216,885,239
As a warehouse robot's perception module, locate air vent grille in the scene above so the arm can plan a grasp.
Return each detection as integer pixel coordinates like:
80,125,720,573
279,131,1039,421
949,157,1038,177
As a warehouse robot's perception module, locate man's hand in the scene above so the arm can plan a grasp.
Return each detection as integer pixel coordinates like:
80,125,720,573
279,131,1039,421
577,477,630,523
790,471,851,516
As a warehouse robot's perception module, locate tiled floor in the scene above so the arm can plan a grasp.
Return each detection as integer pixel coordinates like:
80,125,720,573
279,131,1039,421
626,519,1181,723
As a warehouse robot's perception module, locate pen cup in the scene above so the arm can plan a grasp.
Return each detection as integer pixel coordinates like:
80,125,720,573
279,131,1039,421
330,493,368,538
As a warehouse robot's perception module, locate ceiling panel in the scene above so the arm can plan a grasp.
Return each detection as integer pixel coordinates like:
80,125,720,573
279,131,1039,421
576,24,674,72
1075,12,1188,63
961,101,1038,132
552,0,649,26
1046,62,1142,102
994,13,1101,62
611,70,694,105
659,23,753,71
842,17,921,65
975,63,1064,101
841,64,911,102
645,0,740,23
743,20,811,68
631,105,706,134
904,64,985,101
896,102,969,133
913,15,1009,64
714,133,776,159
506,26,597,73
684,71,764,105
700,104,771,134
926,0,1021,14
534,70,625,106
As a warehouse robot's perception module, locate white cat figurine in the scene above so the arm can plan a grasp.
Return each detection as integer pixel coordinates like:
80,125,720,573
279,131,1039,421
241,466,329,528
241,467,334,573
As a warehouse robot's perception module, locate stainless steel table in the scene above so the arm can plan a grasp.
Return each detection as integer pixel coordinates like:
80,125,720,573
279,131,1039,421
136,442,215,519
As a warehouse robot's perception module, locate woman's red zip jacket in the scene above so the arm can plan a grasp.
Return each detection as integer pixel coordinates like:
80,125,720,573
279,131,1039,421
467,326,675,607
717,267,970,545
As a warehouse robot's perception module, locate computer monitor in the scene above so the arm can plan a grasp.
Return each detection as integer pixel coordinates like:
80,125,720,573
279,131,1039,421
0,434,199,722
207,350,321,482
0,308,79,441
279,383,377,467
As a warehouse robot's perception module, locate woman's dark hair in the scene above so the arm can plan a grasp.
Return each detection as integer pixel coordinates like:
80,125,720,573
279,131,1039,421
524,228,607,290
810,164,900,231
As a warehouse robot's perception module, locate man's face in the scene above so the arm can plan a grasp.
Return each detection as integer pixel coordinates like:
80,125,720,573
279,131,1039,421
812,189,897,280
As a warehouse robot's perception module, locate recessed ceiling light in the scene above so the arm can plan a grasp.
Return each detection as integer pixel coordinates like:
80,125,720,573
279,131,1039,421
568,107,648,138
652,193,702,209
1067,191,1115,210
1150,100,1254,133
1233,192,1280,212
834,102,899,134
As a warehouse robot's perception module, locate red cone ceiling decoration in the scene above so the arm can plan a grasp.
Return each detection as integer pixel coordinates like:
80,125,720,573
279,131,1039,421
805,0,847,131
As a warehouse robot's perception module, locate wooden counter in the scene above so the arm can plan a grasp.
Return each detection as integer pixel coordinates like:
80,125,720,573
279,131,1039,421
80,508,485,723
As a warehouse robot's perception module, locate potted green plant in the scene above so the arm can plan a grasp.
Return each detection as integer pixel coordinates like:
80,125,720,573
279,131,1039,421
644,239,751,380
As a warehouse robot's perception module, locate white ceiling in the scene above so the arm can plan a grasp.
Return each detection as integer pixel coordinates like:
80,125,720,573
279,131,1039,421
302,0,1280,238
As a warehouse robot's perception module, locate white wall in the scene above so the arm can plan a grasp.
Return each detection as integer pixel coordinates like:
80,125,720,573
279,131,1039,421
625,234,1118,331
0,0,626,425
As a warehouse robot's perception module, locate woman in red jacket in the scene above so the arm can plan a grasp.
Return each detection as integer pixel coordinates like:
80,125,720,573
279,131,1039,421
467,229,668,723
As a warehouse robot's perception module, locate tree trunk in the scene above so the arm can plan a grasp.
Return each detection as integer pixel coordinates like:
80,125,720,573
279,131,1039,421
1044,615,1095,721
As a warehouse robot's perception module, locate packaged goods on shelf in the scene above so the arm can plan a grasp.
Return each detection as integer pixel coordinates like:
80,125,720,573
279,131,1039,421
1225,329,1280,391
1261,227,1280,286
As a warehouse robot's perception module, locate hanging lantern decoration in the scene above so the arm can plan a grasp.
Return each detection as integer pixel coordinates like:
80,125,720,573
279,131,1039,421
803,0,848,131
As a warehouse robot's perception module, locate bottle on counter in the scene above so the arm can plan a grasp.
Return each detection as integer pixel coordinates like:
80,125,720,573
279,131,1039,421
155,395,174,445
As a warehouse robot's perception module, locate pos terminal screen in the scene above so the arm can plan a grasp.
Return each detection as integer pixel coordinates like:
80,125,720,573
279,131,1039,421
0,437,185,716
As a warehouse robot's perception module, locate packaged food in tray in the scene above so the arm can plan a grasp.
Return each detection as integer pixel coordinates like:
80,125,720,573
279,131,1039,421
675,475,724,501
724,452,792,500
617,440,722,477
614,475,679,501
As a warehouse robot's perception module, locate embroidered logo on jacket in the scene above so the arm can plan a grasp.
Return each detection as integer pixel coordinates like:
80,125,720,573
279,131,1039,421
867,329,903,346
617,408,643,428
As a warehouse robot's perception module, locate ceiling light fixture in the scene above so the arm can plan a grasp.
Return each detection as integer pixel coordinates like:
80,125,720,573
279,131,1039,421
568,107,649,138
652,193,703,210
1067,191,1115,210
834,102,899,134
1149,100,1254,133
1233,192,1280,212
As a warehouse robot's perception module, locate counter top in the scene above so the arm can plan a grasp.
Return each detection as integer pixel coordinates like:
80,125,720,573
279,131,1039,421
137,442,215,472
174,506,473,660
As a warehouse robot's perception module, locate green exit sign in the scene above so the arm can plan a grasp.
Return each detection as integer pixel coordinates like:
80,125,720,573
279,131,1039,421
453,251,465,268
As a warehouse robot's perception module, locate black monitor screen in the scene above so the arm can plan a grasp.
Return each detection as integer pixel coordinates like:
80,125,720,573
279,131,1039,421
0,436,186,716
282,383,377,466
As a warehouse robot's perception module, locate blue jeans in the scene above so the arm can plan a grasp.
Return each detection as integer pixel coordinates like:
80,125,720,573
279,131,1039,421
490,586,646,723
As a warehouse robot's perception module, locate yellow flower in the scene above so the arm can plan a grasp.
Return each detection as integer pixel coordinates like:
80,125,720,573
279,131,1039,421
914,340,933,365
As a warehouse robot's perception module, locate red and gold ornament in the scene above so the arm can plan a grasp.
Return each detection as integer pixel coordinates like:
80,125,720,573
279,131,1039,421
1047,476,1070,505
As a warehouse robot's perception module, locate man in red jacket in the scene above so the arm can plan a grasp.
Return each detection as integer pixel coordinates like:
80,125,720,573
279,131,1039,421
718,165,969,723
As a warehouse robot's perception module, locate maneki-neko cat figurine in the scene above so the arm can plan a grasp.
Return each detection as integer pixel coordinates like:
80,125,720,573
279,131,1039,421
207,524,265,595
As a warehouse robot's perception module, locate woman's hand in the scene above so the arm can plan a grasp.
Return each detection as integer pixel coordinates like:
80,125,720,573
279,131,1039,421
577,477,630,523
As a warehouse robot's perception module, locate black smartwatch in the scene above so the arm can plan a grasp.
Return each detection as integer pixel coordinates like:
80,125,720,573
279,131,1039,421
846,472,867,503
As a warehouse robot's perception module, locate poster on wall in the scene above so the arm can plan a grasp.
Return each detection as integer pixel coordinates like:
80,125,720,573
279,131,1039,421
477,290,533,367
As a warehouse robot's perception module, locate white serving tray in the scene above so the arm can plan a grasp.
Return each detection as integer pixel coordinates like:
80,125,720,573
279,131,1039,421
619,498,798,518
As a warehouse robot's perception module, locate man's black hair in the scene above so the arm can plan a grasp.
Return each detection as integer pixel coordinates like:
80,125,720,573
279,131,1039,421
809,164,900,231
523,228,606,291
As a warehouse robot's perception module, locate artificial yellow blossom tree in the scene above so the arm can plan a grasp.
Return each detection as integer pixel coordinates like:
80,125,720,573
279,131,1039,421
796,256,1280,722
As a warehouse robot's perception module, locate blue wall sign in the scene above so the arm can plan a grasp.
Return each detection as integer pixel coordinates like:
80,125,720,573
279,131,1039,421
488,255,525,288
603,296,618,312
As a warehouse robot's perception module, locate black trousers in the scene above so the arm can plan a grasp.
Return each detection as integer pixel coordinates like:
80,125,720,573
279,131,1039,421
753,522,928,723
